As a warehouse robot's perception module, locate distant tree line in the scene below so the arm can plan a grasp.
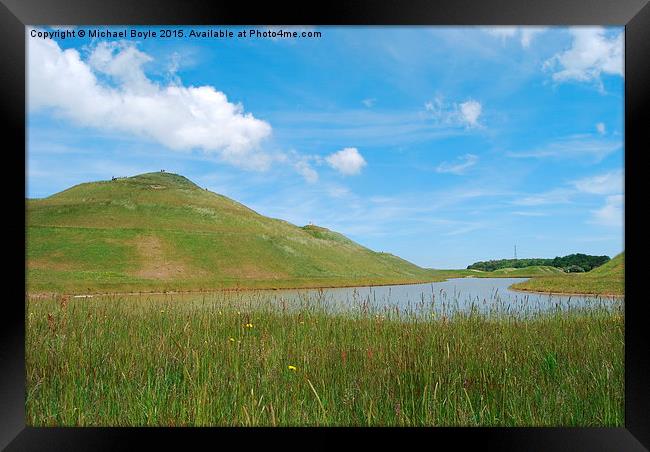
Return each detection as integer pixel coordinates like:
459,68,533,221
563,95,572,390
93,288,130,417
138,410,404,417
467,253,610,273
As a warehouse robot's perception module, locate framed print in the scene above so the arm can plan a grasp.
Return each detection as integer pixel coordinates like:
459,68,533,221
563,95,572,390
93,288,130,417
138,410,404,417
1,0,648,449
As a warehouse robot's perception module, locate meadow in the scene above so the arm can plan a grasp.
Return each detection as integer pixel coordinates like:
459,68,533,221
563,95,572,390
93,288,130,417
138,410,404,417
26,291,624,427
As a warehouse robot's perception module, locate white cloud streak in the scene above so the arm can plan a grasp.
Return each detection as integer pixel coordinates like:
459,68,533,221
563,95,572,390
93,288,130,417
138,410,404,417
436,154,479,175
573,169,623,195
592,194,623,227
507,135,621,162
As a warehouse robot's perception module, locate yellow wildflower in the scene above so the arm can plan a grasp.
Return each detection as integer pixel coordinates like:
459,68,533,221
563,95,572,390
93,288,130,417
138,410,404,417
245,323,254,328
288,365,297,371
229,337,235,342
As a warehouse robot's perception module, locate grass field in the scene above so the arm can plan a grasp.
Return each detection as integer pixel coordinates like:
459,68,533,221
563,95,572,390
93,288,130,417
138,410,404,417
511,253,624,296
26,292,623,427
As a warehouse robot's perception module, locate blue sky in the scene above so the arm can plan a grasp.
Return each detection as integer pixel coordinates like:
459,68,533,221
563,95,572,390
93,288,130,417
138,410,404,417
27,26,624,268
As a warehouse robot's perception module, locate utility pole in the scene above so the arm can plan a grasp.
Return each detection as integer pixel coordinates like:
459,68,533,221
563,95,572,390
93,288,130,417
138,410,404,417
514,244,517,261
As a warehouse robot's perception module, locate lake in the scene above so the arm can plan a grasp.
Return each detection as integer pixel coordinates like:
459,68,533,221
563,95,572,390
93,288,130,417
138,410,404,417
82,277,623,319
262,277,623,318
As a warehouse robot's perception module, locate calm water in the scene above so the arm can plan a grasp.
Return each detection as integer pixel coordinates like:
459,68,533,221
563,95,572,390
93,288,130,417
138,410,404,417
90,277,623,318
262,277,622,317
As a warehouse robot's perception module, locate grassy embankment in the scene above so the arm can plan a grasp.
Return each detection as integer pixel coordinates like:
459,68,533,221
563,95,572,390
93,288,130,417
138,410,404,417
26,292,623,427
511,253,624,296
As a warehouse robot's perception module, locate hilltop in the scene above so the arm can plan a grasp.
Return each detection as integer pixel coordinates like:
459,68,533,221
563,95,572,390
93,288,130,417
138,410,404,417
27,172,438,293
510,252,624,296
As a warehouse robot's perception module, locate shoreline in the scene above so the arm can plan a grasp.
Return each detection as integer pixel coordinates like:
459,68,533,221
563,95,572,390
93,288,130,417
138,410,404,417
26,276,624,300
508,285,624,299
25,277,448,299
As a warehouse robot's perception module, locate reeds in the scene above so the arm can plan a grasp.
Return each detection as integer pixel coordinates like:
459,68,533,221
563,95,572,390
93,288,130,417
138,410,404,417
26,290,624,426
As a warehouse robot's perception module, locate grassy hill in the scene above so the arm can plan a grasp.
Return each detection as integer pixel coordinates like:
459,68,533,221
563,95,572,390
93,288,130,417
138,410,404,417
27,172,441,293
510,252,624,296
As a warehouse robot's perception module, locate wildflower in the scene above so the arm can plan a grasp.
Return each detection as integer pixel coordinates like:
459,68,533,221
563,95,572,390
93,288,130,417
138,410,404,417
229,337,235,342
288,365,297,371
245,323,254,328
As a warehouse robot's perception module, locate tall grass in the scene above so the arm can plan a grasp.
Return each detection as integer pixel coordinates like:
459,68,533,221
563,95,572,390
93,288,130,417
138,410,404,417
26,291,624,426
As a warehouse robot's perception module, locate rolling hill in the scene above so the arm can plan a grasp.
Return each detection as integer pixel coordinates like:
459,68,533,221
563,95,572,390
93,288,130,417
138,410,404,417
486,266,565,277
510,252,624,296
27,172,439,293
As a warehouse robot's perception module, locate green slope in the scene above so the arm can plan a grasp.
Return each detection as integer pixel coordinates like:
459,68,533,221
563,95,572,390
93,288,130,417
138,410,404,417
588,252,624,276
487,266,565,277
27,172,438,293
510,252,624,296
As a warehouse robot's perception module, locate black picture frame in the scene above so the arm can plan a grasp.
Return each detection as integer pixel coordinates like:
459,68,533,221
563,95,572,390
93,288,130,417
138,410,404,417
2,0,647,449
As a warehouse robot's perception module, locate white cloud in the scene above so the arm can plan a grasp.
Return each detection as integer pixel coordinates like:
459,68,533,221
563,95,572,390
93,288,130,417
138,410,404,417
573,169,623,195
361,98,376,108
459,100,482,127
596,122,606,135
436,154,479,175
325,147,367,175
544,27,623,87
484,26,548,48
28,34,273,170
592,194,623,227
425,97,483,128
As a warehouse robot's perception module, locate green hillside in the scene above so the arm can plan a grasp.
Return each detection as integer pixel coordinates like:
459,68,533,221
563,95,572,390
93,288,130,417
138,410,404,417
487,266,565,277
27,172,439,293
588,252,624,276
510,252,624,296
